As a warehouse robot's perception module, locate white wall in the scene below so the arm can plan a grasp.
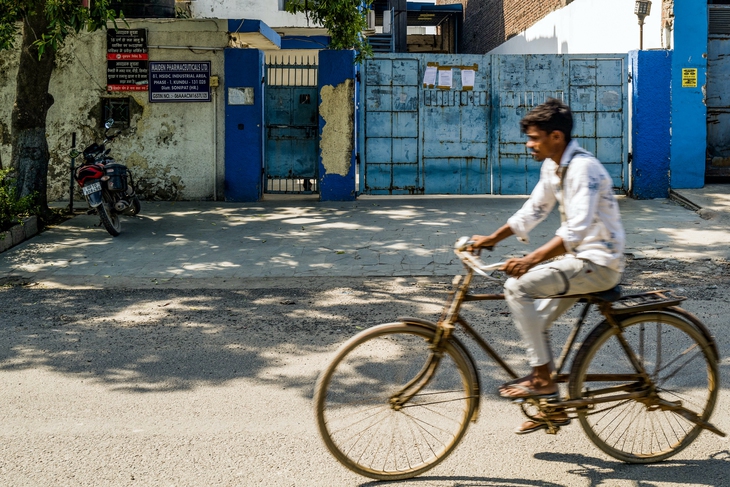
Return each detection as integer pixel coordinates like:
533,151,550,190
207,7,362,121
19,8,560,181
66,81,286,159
490,0,664,54
188,0,315,28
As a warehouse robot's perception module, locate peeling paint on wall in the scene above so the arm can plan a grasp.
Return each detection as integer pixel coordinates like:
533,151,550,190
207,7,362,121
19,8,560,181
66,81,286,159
319,80,354,177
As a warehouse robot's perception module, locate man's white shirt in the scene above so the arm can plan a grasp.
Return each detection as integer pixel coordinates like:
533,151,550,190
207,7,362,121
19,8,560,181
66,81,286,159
507,140,626,273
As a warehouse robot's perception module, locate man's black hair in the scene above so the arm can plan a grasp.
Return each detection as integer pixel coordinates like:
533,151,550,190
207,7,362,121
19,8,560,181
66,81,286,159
520,98,573,143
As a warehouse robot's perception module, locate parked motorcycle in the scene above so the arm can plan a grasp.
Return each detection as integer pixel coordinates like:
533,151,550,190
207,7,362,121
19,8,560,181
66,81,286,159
70,119,141,237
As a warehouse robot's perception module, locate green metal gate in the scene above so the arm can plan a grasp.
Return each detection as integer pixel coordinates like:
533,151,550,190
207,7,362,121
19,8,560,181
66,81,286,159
264,55,319,194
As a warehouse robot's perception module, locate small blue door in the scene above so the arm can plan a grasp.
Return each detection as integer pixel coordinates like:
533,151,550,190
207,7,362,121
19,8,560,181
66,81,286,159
264,55,319,193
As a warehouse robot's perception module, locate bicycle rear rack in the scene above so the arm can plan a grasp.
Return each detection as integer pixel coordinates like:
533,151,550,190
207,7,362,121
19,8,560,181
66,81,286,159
609,290,686,314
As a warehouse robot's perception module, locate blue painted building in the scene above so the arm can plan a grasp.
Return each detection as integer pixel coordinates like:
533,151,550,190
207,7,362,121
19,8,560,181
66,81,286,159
219,0,728,202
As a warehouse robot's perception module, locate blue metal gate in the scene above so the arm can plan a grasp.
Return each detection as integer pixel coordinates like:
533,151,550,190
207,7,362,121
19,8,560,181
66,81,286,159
707,37,730,177
265,55,319,194
360,53,628,195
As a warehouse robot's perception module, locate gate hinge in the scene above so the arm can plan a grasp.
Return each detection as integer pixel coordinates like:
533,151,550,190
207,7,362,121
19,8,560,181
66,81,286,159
628,152,633,163
628,73,633,83
356,71,361,83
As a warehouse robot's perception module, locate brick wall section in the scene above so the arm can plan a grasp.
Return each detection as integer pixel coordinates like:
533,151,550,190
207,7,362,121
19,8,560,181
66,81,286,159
438,0,565,53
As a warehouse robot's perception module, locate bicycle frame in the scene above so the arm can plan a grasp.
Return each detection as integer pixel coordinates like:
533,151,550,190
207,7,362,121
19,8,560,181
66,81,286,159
392,244,722,437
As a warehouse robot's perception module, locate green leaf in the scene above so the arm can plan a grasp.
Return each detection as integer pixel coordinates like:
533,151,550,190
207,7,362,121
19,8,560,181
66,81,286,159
284,0,373,62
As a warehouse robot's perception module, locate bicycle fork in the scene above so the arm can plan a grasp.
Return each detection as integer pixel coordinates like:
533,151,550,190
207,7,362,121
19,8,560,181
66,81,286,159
389,273,474,411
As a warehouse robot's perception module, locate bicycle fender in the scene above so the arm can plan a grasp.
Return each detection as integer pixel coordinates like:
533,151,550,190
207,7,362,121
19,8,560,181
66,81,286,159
665,307,721,363
397,316,482,422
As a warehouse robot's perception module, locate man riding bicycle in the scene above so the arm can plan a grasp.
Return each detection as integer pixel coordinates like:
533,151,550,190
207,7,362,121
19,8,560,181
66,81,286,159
469,98,625,434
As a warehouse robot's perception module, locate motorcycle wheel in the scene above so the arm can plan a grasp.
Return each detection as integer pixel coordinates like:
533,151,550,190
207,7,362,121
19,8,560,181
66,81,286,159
98,190,121,237
130,195,141,216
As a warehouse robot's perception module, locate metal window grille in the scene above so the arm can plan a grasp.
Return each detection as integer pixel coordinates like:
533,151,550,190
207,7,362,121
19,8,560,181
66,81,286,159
102,97,131,128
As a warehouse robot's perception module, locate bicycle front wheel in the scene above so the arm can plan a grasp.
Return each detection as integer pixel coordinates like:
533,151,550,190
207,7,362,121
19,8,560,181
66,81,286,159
569,311,719,463
314,322,478,480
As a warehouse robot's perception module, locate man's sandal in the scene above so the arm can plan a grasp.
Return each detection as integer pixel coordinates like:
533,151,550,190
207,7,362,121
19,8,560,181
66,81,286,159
498,376,527,392
515,417,571,435
498,384,559,401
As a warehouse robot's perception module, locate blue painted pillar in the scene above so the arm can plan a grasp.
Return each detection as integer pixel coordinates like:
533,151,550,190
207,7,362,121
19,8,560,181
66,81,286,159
318,49,357,201
670,0,708,189
224,49,264,202
630,50,672,199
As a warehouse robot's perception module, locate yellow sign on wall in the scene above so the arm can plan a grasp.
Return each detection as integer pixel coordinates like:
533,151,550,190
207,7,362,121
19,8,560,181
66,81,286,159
682,68,698,88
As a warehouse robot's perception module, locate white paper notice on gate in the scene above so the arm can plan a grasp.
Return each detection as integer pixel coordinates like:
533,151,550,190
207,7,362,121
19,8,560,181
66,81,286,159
423,66,437,88
437,68,453,89
461,69,475,90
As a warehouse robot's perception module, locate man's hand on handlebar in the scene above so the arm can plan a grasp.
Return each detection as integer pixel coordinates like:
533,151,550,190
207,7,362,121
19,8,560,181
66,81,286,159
467,235,496,254
501,256,537,278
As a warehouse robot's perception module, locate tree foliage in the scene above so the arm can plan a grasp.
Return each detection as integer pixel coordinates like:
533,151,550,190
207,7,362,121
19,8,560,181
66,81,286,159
285,0,373,61
0,1,121,215
0,0,120,56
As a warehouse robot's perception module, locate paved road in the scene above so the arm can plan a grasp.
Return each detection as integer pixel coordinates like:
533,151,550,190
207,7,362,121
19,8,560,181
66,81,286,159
0,274,728,486
1,192,729,288
1,191,729,486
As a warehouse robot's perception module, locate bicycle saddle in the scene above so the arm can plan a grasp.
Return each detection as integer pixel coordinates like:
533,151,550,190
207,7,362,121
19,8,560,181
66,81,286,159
587,285,622,303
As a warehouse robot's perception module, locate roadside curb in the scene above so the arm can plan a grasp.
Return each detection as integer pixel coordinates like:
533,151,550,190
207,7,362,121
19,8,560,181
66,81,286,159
0,216,39,255
668,189,702,212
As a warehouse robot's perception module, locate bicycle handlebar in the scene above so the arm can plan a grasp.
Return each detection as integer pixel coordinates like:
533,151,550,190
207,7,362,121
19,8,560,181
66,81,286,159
453,236,505,281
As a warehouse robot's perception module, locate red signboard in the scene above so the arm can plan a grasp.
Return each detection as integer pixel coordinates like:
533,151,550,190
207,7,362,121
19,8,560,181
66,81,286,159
106,29,149,92
106,53,149,61
106,85,149,92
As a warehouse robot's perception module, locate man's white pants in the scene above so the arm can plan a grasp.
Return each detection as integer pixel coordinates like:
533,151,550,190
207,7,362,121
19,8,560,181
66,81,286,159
504,256,622,367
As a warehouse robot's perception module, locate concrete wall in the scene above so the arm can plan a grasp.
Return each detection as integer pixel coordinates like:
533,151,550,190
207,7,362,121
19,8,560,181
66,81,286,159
630,50,672,199
0,19,228,201
489,0,664,54
670,0,707,189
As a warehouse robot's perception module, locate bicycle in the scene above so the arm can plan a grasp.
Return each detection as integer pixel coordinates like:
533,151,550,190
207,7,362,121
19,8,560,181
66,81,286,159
314,237,725,480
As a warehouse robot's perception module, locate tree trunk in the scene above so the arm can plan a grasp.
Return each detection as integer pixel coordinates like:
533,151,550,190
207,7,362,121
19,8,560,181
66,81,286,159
10,4,57,215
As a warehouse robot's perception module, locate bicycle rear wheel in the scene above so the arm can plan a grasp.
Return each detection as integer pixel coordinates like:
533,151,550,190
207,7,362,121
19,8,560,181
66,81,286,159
314,322,478,480
569,311,718,463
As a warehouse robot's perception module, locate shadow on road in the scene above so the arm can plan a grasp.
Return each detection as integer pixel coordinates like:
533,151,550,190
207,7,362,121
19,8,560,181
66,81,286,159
0,282,524,394
533,450,730,486
358,451,730,486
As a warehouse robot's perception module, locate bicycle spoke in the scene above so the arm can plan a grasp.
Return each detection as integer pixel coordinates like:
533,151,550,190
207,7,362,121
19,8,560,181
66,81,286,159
401,395,474,410
315,323,476,479
402,409,462,438
657,382,702,404
656,345,701,384
570,312,718,463
328,405,390,437
343,408,390,458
